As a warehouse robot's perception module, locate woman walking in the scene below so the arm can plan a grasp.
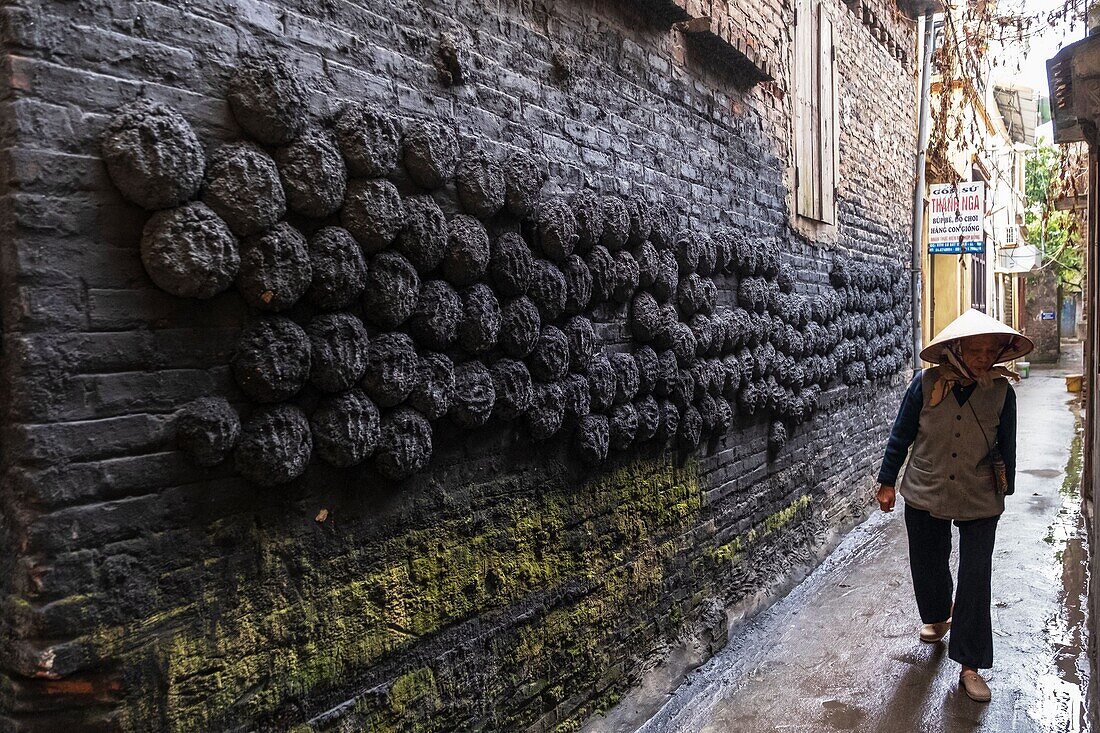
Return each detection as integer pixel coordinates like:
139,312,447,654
876,309,1032,702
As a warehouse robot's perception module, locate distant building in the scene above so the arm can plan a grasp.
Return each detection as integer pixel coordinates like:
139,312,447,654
920,15,1040,355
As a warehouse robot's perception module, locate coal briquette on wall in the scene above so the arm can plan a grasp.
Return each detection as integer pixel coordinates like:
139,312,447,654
0,1,919,730
101,54,911,486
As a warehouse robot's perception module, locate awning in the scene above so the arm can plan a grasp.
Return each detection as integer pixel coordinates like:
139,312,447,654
995,244,1040,273
1046,34,1100,144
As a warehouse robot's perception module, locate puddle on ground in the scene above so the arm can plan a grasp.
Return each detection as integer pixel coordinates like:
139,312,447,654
1024,469,1064,479
820,699,867,729
1031,403,1090,733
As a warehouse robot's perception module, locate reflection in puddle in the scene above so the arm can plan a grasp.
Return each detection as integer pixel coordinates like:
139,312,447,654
1032,404,1090,733
1025,468,1066,479
820,699,867,729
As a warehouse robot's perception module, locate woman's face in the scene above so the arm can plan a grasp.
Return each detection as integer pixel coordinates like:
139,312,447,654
959,335,1003,374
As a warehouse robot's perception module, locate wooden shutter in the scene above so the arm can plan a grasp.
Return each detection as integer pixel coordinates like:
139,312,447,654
795,0,816,218
819,6,836,224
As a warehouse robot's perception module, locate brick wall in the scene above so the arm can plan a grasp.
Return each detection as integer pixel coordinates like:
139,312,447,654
1023,269,1061,363
0,1,917,730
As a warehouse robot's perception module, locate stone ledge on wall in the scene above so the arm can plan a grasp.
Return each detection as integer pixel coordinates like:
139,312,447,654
674,16,776,88
629,0,693,25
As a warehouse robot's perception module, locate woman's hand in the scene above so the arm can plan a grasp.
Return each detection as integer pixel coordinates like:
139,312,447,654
876,484,896,512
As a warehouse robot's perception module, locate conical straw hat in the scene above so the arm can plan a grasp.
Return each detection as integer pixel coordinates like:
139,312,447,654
919,308,1034,364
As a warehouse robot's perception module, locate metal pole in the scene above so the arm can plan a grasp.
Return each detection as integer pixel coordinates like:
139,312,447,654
911,10,935,371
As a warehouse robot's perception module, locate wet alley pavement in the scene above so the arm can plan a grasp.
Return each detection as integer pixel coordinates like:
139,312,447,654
603,347,1091,733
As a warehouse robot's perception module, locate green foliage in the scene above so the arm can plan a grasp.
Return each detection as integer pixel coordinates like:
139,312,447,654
1025,142,1083,291
1024,143,1058,204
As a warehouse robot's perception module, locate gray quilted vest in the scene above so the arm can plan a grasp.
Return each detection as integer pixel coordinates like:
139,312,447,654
898,367,1008,521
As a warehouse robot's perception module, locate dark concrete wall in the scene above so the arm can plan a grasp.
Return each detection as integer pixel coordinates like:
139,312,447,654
0,1,916,730
1024,269,1061,363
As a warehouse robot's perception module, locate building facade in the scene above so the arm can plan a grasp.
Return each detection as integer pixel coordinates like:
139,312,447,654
0,1,922,730
921,12,1038,352
1049,26,1100,731
919,6,1038,347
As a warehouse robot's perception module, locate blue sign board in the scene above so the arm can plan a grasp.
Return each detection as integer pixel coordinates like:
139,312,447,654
1040,311,1056,321
929,240,985,255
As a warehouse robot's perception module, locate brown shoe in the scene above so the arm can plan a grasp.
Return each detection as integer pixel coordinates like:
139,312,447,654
919,620,950,643
960,670,991,702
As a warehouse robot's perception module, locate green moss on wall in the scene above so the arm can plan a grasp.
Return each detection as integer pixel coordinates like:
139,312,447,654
708,493,814,570
87,458,701,732
762,494,812,536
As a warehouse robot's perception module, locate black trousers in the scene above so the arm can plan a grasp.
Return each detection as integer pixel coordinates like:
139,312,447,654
904,504,1000,669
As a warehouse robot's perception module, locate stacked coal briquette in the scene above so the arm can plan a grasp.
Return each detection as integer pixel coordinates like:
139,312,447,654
102,53,910,485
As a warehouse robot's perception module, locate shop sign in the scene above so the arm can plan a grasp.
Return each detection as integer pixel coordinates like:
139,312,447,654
928,182,985,255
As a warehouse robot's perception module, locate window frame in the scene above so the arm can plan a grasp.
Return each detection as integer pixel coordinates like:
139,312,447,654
793,0,838,225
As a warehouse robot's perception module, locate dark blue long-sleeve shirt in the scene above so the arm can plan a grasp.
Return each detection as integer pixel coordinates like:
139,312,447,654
877,372,1017,495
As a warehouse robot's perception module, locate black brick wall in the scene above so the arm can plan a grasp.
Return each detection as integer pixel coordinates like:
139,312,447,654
0,1,917,730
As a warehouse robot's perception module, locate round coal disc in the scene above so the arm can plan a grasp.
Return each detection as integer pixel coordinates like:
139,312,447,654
232,316,311,403
563,316,596,371
306,226,367,310
450,361,496,428
526,380,565,440
457,283,502,356
489,232,533,297
528,258,568,323
576,414,610,465
227,53,308,146
101,99,205,210
332,103,400,177
402,121,458,190
342,178,405,254
586,353,615,413
572,190,604,252
443,214,490,287
535,197,578,261
407,280,461,350
409,351,455,420
237,222,312,311
361,331,419,407
502,150,547,217
140,202,239,299
274,124,347,218
176,396,240,467
362,251,420,330
310,389,380,467
455,151,505,219
609,402,638,451
499,296,541,358
396,195,447,274
306,312,369,393
491,358,534,421
201,141,284,236
527,325,570,382
600,195,630,251
376,407,434,479
610,352,640,404
235,403,312,485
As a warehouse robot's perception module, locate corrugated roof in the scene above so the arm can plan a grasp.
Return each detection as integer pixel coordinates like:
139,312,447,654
993,83,1039,145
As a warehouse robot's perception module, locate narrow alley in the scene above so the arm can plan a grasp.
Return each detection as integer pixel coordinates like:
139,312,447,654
628,346,1090,733
2,2,1091,729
